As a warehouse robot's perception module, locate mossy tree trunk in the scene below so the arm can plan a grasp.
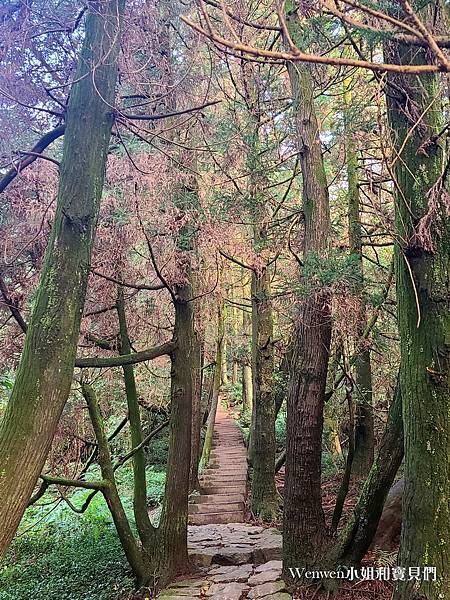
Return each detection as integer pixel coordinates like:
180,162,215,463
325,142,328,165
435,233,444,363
386,35,450,600
157,282,194,580
189,333,203,491
241,273,253,413
82,384,148,586
343,76,374,478
117,287,156,548
0,0,124,557
250,262,279,521
329,382,403,571
240,72,278,519
283,3,332,575
151,4,199,579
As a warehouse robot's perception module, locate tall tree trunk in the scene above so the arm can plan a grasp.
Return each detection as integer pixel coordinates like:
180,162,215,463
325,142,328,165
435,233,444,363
152,4,198,577
200,302,224,470
0,0,124,557
189,334,202,491
283,3,332,574
241,70,278,512
117,287,156,548
241,275,253,411
242,363,253,411
386,34,450,600
250,265,278,520
157,284,194,579
343,76,374,478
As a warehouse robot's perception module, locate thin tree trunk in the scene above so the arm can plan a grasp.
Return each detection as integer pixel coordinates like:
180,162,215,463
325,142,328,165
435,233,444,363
242,275,253,412
250,266,278,520
242,364,253,411
0,0,124,557
343,76,374,478
82,384,147,586
189,335,203,491
386,33,450,600
221,335,229,386
117,287,156,548
199,302,224,470
331,391,355,530
283,4,332,573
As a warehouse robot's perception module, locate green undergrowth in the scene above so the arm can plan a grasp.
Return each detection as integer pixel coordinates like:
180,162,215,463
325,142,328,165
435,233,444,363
0,467,166,600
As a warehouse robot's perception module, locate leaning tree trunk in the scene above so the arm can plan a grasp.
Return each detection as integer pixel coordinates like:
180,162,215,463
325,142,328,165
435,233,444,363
82,384,148,586
283,3,332,575
0,0,124,557
386,34,450,600
117,287,156,548
329,381,403,572
343,76,374,478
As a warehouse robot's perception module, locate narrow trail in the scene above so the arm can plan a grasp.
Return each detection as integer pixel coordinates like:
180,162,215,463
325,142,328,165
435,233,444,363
189,402,247,525
157,401,291,598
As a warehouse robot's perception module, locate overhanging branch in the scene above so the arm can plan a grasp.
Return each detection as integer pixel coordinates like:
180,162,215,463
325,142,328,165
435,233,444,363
75,340,176,368
0,125,65,194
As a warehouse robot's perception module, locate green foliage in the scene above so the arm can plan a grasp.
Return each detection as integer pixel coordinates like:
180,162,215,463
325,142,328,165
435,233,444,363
0,501,134,600
275,410,286,449
145,468,166,507
321,450,344,482
237,407,251,444
294,250,362,295
0,371,14,411
228,382,243,404
0,464,166,599
146,426,170,471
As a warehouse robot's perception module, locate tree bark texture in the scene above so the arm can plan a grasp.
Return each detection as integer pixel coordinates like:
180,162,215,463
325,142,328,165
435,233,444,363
386,37,450,600
283,3,333,573
0,0,124,557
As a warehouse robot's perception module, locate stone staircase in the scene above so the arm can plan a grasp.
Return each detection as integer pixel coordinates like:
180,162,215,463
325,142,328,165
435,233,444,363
189,403,247,525
158,404,290,598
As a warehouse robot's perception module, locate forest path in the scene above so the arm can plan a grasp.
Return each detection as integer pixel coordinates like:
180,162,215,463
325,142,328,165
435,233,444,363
158,404,290,598
189,401,247,525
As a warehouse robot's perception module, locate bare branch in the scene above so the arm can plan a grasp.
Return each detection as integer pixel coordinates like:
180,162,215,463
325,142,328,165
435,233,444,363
0,125,65,194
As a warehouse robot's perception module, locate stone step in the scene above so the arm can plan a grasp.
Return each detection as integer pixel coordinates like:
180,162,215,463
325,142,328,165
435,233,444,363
208,462,247,470
212,439,244,445
200,473,247,486
189,501,244,514
209,461,246,467
209,457,246,463
201,471,247,479
191,493,245,504
202,485,246,495
202,469,247,478
189,511,244,525
211,446,247,459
